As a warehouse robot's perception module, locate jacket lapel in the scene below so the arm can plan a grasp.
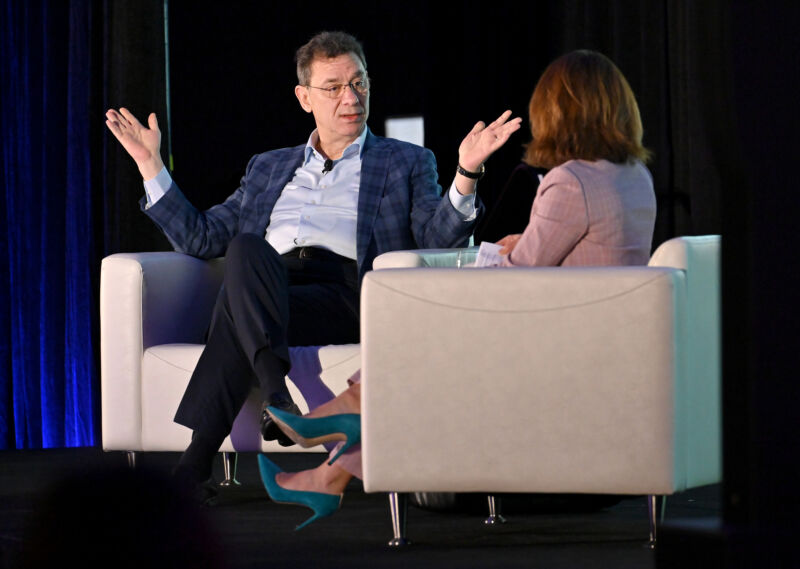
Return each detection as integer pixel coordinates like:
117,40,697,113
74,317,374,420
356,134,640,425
253,146,305,230
357,130,390,268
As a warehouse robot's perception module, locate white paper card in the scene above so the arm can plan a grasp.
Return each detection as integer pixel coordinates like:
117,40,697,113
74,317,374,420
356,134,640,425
473,241,504,267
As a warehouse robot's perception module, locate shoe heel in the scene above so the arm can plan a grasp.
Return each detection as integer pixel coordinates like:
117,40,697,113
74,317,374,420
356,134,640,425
296,510,329,531
293,494,342,530
327,439,356,465
257,455,343,530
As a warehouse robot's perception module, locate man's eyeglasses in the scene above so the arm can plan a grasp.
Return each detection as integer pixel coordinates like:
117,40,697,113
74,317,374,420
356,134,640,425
306,79,370,99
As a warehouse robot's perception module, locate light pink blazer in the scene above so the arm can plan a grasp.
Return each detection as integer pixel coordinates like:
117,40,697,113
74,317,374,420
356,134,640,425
501,159,656,267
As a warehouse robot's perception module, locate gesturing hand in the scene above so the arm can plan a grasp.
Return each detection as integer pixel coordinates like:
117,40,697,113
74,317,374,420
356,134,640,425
105,107,164,180
458,110,522,172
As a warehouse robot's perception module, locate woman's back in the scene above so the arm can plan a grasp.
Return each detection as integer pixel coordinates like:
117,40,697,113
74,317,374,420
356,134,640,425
502,159,655,267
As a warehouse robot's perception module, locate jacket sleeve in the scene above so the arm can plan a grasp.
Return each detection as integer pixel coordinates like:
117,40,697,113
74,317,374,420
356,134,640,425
141,155,259,259
502,165,589,267
409,148,483,249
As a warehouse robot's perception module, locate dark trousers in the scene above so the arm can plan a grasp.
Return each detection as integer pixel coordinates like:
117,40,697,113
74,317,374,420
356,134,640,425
174,233,359,440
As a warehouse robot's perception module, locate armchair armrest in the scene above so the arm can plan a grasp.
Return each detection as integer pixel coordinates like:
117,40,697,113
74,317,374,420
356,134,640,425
100,252,224,449
373,247,478,269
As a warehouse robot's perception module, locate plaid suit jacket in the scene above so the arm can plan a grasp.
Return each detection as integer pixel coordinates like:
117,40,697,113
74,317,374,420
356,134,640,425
143,129,481,282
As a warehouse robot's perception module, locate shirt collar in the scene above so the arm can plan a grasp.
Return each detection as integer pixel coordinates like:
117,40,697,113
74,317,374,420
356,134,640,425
304,127,369,164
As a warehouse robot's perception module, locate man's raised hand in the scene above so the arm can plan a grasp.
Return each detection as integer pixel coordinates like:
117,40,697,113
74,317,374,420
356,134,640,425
105,108,164,180
458,110,522,172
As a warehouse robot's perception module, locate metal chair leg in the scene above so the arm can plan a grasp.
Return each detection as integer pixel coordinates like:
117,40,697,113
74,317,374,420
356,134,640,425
485,494,507,525
647,494,666,549
126,451,137,469
219,452,240,486
387,492,410,546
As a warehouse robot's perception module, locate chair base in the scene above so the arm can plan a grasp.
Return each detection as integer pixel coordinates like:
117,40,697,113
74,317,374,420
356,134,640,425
484,494,507,525
647,494,666,549
219,452,240,486
388,492,411,547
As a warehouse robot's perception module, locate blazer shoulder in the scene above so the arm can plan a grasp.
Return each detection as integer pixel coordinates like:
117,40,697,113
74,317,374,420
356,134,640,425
538,161,584,194
248,144,305,166
367,133,428,157
240,144,306,182
557,158,649,180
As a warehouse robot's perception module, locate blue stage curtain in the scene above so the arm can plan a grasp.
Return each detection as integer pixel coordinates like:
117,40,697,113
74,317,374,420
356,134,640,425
1,0,97,448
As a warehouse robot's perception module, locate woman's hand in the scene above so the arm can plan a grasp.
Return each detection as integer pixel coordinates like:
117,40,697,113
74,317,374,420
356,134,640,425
105,107,164,180
497,233,522,255
458,110,522,172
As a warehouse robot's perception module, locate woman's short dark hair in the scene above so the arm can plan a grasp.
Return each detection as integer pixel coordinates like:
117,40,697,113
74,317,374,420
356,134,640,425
295,31,367,85
524,50,651,169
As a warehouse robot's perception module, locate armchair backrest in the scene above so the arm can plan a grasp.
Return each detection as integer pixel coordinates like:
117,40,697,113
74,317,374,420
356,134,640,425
648,235,721,487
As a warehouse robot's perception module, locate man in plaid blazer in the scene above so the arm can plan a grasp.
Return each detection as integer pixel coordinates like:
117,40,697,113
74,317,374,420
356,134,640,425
137,128,471,285
105,31,520,502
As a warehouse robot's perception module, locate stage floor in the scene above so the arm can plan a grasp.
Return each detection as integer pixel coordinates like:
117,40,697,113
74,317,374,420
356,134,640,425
0,447,721,569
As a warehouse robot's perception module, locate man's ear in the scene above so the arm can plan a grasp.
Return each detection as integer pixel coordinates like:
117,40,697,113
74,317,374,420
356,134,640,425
295,85,312,113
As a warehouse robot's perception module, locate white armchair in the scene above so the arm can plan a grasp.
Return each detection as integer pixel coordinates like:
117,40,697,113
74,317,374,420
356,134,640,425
98,248,468,482
360,236,721,546
99,252,360,481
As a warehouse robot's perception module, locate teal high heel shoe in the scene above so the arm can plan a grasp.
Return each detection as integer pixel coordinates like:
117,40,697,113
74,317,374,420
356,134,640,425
257,454,342,530
267,406,361,465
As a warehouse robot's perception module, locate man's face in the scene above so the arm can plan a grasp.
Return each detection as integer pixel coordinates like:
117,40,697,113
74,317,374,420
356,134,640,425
295,52,370,152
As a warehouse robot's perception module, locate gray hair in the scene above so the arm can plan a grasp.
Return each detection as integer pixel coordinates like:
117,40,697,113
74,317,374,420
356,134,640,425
295,31,367,85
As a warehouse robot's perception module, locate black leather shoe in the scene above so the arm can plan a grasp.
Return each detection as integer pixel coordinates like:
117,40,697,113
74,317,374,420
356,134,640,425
260,395,301,446
192,478,220,507
173,466,219,507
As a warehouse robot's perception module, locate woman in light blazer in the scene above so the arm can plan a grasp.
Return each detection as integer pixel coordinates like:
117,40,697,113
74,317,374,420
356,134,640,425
258,50,657,529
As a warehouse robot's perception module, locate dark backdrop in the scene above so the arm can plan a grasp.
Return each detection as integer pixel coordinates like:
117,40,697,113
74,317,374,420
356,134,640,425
3,2,800,564
0,0,742,450
159,0,725,250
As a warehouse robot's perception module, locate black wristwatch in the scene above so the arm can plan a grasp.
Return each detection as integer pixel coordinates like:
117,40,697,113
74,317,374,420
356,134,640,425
456,163,485,179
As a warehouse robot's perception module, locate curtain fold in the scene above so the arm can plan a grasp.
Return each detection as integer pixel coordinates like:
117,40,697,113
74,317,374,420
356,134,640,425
64,0,97,446
2,0,166,449
1,0,96,448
